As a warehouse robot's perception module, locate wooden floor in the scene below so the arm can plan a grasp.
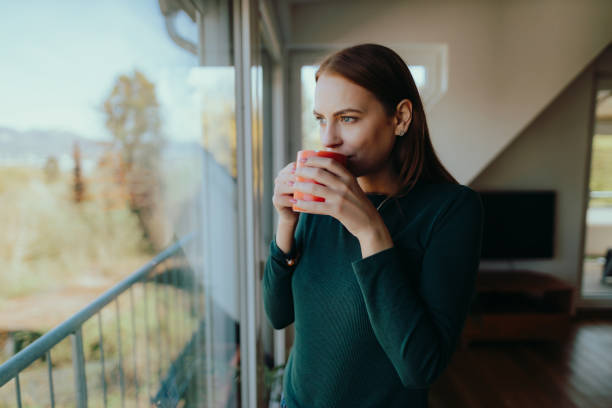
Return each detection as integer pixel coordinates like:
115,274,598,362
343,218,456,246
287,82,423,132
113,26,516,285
430,317,612,408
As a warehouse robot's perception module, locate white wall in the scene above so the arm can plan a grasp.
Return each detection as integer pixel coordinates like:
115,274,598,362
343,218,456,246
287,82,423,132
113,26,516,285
471,47,612,308
284,0,612,184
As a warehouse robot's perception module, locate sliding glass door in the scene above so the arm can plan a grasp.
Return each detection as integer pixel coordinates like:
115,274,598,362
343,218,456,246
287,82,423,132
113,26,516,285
581,76,612,301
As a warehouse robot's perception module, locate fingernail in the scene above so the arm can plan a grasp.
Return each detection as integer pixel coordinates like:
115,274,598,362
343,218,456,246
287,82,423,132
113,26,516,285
291,169,295,174
289,181,294,186
290,198,297,203
299,158,307,163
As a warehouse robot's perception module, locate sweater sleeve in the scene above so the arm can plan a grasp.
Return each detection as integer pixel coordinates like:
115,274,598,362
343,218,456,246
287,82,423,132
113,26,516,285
262,214,306,330
351,186,483,388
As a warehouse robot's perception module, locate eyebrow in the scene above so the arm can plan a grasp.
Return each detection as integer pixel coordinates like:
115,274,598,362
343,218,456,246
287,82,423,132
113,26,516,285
312,108,364,116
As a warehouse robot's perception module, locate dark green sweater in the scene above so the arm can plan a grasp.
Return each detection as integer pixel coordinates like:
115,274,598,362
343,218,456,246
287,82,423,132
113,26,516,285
263,181,484,408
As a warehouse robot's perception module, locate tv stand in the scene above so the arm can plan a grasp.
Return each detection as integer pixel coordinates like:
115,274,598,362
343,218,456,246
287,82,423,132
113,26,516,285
462,269,574,347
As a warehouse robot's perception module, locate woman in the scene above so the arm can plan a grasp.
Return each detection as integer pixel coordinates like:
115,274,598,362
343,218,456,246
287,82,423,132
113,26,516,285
263,43,483,408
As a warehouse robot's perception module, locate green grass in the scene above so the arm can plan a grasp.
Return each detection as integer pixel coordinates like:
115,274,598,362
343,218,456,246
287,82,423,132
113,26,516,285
0,166,148,298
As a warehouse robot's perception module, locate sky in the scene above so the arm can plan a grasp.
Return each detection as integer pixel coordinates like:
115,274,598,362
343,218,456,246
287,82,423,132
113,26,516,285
0,1,429,145
0,1,200,141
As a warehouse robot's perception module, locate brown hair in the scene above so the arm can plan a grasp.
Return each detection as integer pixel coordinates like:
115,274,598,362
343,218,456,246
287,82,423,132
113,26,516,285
315,43,458,196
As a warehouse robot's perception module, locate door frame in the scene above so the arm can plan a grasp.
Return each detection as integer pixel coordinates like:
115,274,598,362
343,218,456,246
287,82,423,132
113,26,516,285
577,73,612,308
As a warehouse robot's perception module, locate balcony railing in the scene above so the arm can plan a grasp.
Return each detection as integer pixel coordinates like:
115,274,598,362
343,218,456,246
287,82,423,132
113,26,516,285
0,234,203,407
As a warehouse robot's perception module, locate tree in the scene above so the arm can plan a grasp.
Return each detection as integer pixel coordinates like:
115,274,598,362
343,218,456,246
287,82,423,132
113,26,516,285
102,70,166,251
73,142,85,203
43,156,59,182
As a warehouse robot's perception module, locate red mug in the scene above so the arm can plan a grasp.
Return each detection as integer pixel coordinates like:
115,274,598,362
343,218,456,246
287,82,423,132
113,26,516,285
293,150,348,212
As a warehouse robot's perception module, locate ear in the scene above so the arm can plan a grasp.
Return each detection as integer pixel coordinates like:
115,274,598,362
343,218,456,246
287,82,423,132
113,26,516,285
393,99,413,136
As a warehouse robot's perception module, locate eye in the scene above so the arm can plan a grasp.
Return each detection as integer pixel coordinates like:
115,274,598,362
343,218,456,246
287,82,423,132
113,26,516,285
340,116,357,123
315,116,327,125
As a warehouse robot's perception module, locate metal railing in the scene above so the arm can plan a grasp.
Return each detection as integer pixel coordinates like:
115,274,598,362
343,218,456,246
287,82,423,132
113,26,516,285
0,234,201,407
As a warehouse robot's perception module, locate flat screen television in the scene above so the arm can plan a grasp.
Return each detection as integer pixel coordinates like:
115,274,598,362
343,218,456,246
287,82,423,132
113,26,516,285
477,190,556,260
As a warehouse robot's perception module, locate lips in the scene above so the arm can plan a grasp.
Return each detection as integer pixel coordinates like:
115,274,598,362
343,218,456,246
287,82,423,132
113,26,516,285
323,151,350,157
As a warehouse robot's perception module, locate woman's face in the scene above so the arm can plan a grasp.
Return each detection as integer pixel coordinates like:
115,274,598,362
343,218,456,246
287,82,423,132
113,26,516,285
313,73,397,178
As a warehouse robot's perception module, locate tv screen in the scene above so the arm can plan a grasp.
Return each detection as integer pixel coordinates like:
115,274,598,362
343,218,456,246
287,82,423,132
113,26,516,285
477,190,555,260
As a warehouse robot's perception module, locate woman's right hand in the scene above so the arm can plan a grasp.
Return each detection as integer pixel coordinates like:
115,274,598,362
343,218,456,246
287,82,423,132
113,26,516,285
272,161,298,224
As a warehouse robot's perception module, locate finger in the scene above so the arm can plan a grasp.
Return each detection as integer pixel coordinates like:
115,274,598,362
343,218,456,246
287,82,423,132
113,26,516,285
294,166,344,190
273,194,297,208
276,183,295,196
300,156,351,182
275,176,296,195
281,161,296,174
293,199,329,215
278,171,297,183
293,181,333,201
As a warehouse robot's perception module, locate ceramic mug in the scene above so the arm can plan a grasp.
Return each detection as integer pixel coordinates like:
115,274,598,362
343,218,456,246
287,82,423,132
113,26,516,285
293,150,348,212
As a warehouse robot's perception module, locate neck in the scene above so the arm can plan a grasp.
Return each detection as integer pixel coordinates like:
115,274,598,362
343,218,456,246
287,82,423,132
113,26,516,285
357,164,400,196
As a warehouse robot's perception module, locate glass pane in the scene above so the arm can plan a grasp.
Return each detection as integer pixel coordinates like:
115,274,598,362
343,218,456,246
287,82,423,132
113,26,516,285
254,3,285,406
301,65,320,151
191,1,240,407
409,65,427,88
251,26,265,408
0,1,239,407
0,1,198,316
582,81,612,297
258,48,277,408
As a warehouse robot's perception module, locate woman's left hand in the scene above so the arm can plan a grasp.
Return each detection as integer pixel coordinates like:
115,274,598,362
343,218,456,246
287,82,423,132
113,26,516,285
293,156,394,255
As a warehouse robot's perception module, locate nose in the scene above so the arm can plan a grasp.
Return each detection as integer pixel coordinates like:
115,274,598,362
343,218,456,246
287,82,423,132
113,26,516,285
320,122,342,149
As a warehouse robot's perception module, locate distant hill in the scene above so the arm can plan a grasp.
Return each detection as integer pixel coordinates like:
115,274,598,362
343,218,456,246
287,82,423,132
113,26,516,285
0,127,107,169
0,126,201,170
